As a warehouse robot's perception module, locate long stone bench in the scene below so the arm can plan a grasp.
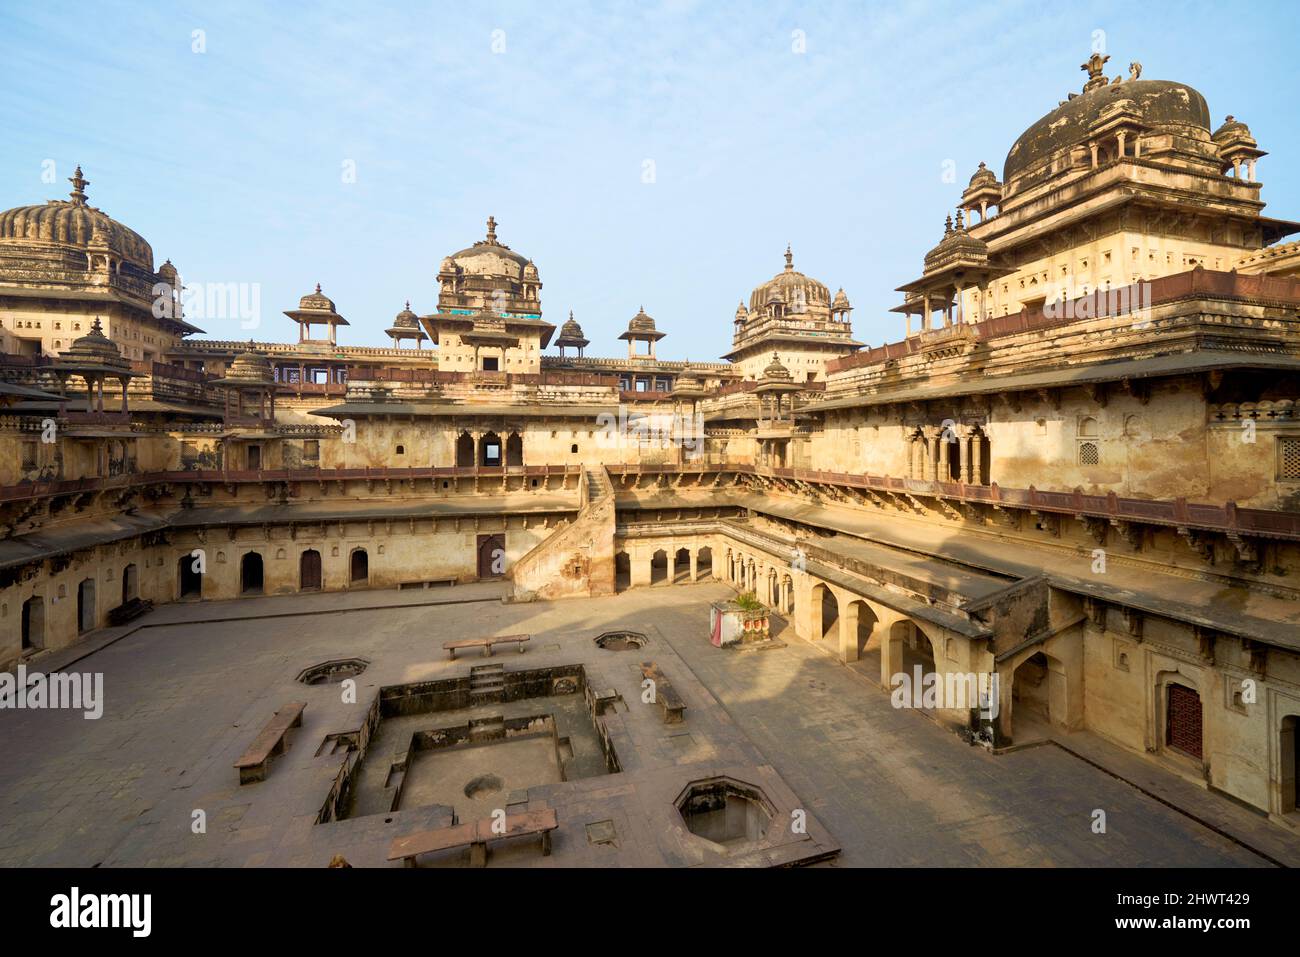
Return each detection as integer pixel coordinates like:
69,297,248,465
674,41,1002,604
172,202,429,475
387,808,558,867
640,661,685,724
234,701,306,785
443,634,529,659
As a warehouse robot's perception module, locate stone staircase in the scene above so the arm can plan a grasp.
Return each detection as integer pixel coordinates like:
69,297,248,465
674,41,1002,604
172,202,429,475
469,662,506,705
509,465,616,600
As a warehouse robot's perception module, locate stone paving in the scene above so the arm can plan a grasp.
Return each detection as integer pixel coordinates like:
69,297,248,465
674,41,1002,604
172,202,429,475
0,581,1281,867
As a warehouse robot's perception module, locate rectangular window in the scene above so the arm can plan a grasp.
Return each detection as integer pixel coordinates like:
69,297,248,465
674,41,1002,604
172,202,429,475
304,440,319,460
21,441,38,469
1279,436,1300,480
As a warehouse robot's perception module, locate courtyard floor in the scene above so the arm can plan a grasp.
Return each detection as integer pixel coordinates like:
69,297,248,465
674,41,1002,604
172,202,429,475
0,581,1289,867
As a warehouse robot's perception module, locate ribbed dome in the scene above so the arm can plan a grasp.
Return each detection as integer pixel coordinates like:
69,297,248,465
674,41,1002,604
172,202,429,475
0,167,154,271
1213,115,1251,140
222,345,274,386
831,288,851,310
748,246,830,314
923,213,988,273
761,352,792,380
559,312,585,339
1004,79,1212,183
60,316,129,369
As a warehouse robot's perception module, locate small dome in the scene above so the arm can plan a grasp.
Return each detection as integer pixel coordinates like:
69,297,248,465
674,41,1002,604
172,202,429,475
61,316,129,369
761,351,792,380
559,311,585,339
298,283,336,313
1213,115,1251,140
523,259,539,280
831,287,851,311
439,255,459,274
969,161,997,187
157,259,178,284
392,300,419,329
628,306,656,333
734,301,748,322
923,212,988,273
222,344,275,386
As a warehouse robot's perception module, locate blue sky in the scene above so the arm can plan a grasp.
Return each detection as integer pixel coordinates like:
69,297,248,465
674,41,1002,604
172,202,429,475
2,0,1298,358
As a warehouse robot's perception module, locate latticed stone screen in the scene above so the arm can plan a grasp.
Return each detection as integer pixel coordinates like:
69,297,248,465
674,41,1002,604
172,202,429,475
1078,441,1100,466
1279,436,1300,479
1166,683,1203,760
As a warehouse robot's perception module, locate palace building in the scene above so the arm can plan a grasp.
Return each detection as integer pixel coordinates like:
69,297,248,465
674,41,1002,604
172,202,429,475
3,52,1300,845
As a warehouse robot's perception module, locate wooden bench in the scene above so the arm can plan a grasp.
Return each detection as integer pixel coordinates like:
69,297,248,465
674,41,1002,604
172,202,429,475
387,808,558,868
234,701,306,785
443,634,530,660
107,597,153,626
640,661,686,724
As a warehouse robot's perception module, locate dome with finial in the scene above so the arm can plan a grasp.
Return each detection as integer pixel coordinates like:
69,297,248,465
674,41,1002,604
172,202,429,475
761,351,793,381
734,301,748,323
923,210,989,274
392,300,419,329
747,245,831,318
1003,64,1211,187
157,259,179,284
1213,115,1251,140
297,283,337,313
628,306,657,334
968,161,998,187
559,310,585,340
217,343,275,387
831,287,851,311
444,215,533,278
0,165,155,273
59,316,131,371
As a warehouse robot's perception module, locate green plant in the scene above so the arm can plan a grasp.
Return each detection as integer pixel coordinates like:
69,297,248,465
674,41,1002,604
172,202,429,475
734,591,764,612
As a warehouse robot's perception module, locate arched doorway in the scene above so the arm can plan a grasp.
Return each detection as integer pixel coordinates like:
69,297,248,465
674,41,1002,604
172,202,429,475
300,549,322,591
350,548,369,584
843,599,879,665
697,547,712,579
456,431,475,468
178,554,202,599
650,549,668,585
505,431,523,467
479,431,502,467
21,596,44,652
241,552,264,595
121,563,138,604
615,552,631,592
1165,682,1203,761
673,547,690,583
811,583,838,643
1011,650,1069,734
77,578,96,633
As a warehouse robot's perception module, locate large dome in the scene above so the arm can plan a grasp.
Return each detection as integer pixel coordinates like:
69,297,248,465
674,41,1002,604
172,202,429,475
0,167,154,272
748,246,830,315
445,215,531,280
1004,79,1212,184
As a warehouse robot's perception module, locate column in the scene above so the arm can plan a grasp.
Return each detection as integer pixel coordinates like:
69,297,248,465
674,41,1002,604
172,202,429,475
927,431,940,482
938,431,951,481
970,432,983,485
1247,159,1256,182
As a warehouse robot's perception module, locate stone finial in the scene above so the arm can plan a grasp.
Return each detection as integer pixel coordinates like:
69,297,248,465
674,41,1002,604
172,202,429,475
69,166,89,205
1080,52,1110,93
486,215,498,243
90,315,104,335
944,214,953,234
784,244,793,270
955,209,964,230
315,283,322,293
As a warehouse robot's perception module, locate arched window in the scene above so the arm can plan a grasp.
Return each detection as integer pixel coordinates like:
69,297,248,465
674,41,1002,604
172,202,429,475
1078,417,1100,465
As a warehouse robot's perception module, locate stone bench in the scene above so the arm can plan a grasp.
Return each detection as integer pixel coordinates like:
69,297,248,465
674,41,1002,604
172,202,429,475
640,661,685,724
443,634,529,660
107,597,153,626
234,701,306,785
387,808,558,867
